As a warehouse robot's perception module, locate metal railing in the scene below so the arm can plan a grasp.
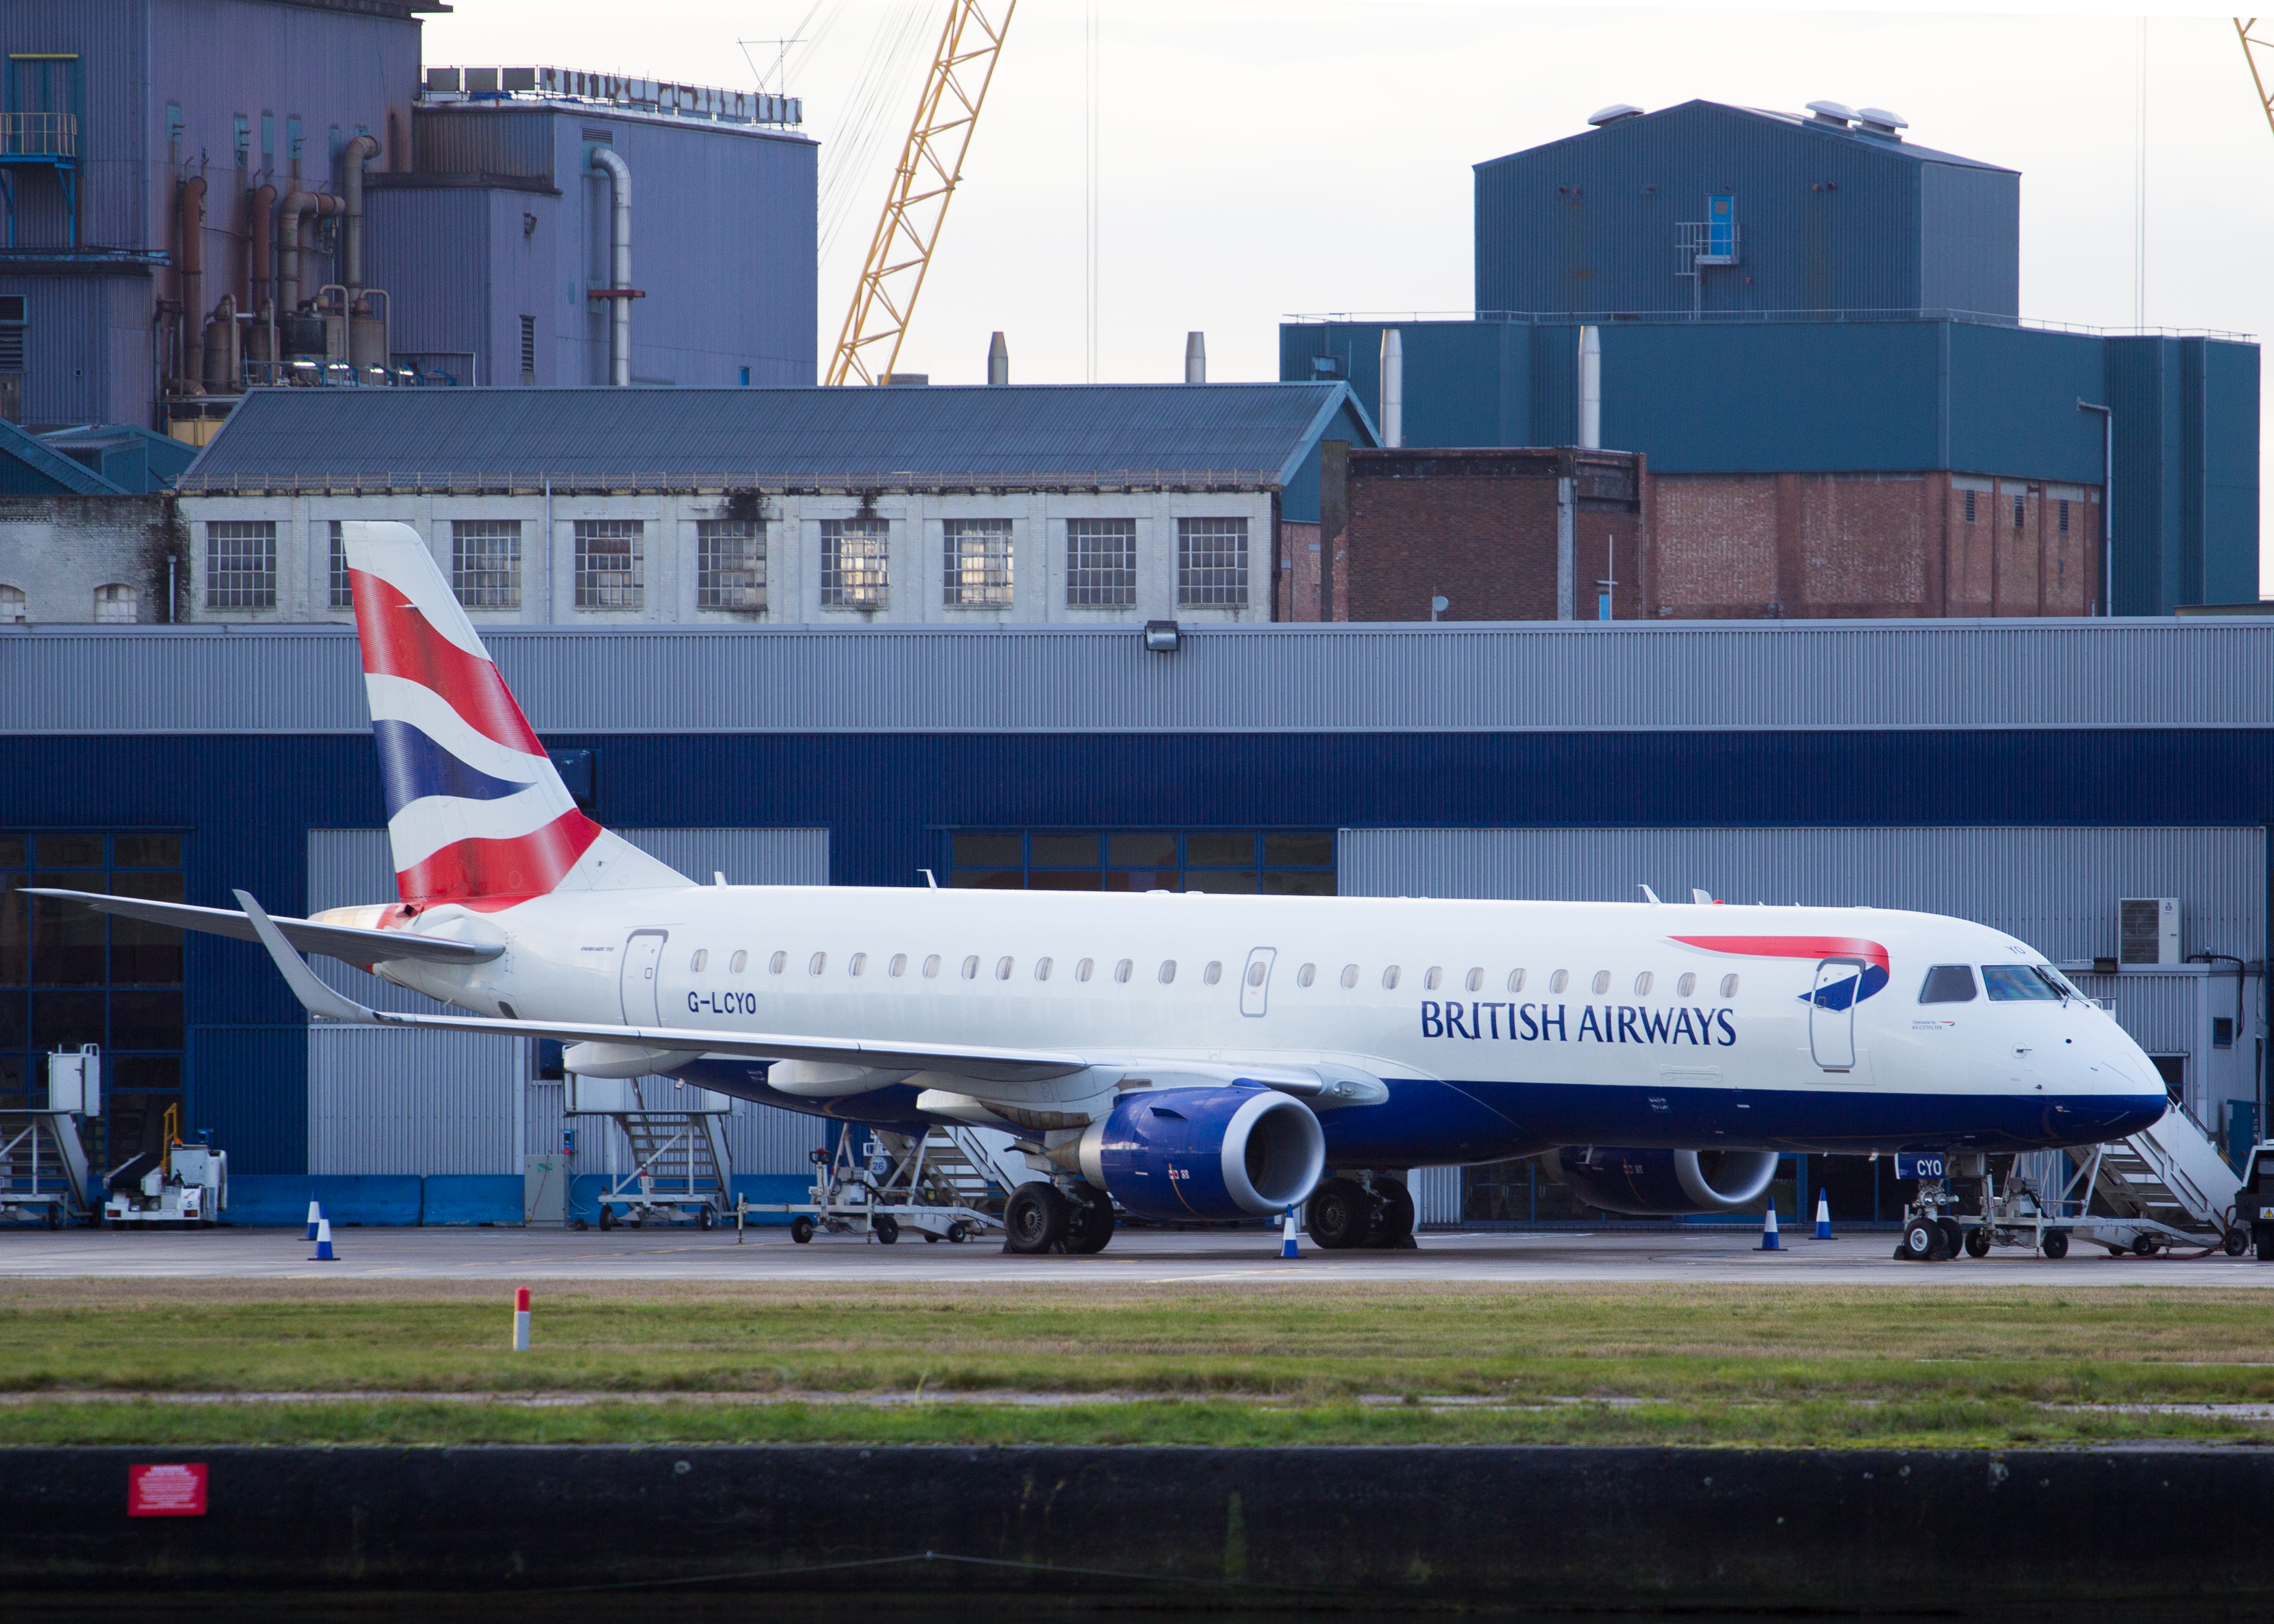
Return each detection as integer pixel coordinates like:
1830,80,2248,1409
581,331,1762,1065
0,112,76,160
177,466,1284,496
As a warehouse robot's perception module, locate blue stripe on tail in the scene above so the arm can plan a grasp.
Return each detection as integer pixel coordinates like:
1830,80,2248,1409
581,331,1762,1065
371,719,535,820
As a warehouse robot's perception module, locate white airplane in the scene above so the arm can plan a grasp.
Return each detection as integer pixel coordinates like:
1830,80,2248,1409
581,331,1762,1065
37,522,2169,1254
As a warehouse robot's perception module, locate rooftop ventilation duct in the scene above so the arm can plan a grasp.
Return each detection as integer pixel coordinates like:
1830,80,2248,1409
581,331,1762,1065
1853,106,1908,139
1804,100,1853,128
1586,103,1643,127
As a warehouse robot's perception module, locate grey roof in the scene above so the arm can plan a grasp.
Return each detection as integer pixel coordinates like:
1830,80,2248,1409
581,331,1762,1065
179,382,1376,494
1496,98,2014,175
0,419,127,496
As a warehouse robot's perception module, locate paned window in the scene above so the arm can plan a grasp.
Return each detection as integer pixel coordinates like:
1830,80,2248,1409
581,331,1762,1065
697,519,766,611
93,585,136,624
1067,518,1136,607
1177,516,1247,607
943,519,1014,607
2013,495,2026,530
327,520,352,610
0,585,23,623
452,520,521,610
574,520,642,610
204,521,276,610
820,518,889,609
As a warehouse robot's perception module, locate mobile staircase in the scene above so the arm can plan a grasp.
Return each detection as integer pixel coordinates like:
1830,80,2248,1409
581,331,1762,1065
745,1123,1021,1245
574,1078,734,1230
1968,1099,2248,1258
0,1109,94,1227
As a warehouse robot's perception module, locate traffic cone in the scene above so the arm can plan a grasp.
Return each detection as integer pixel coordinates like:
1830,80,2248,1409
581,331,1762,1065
1755,1203,1782,1252
1280,1205,1299,1259
305,1198,322,1241
1814,1188,1833,1240
512,1286,531,1351
310,1217,336,1262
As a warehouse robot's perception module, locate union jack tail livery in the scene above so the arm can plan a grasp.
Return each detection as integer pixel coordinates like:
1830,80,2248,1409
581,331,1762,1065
343,521,686,907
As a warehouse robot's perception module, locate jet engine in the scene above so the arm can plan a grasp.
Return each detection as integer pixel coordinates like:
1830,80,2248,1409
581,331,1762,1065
1554,1146,1779,1216
1065,1087,1327,1222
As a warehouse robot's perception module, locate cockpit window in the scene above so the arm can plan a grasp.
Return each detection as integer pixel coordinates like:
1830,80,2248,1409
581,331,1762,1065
1919,965,1977,1004
2033,964,2081,1000
1982,964,2059,1002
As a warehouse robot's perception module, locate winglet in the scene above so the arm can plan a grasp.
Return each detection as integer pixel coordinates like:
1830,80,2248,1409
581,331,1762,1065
1639,885,1662,906
234,889,382,1025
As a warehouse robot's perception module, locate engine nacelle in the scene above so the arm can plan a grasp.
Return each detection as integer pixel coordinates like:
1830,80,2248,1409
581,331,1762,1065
1555,1146,1779,1216
1076,1087,1327,1221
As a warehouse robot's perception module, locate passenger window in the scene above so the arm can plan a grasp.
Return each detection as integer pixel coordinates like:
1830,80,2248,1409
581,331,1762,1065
1507,968,1526,993
729,950,748,975
1719,973,1740,998
1076,957,1094,982
1115,959,1133,983
1158,960,1177,984
995,956,1014,981
690,949,708,972
1424,966,1443,990
808,953,827,975
1676,972,1695,997
1341,964,1359,989
923,954,941,978
848,953,867,976
889,953,907,977
1297,963,1316,987
1590,971,1611,994
1919,964,1979,1004
1633,971,1652,995
962,955,980,980
1981,965,2058,1002
1246,960,1267,987
1465,967,1484,993
769,951,787,975
1204,961,1223,985
1381,966,1400,989
1035,957,1053,981
1549,970,1569,993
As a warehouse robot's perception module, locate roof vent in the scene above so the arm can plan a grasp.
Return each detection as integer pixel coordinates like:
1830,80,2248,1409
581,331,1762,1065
1586,103,1644,128
1804,100,1853,128
1853,106,1908,139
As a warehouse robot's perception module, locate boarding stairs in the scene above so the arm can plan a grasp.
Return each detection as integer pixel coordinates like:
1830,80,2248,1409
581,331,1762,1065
2066,1099,2243,1251
871,1125,1024,1215
0,1110,94,1226
592,1086,733,1229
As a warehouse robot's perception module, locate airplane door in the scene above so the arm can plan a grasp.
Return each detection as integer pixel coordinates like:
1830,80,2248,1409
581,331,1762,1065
620,931,668,1025
1240,947,1277,1017
1809,956,1863,1071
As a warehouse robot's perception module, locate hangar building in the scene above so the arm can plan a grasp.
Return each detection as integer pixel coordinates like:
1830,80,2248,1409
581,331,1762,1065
1,618,2266,1225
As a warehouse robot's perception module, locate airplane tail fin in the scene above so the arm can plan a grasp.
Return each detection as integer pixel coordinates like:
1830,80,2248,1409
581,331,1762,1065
341,520,689,908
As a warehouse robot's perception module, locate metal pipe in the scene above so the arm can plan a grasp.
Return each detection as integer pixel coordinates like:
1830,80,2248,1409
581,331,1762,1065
1379,327,1403,449
987,331,1008,386
590,147,632,387
247,181,277,316
278,189,341,313
176,175,206,393
340,133,380,299
1578,326,1602,450
2079,399,2113,615
1184,331,1206,384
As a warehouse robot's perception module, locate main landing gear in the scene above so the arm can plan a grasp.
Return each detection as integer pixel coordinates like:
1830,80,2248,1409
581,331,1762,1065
1305,1174,1418,1251
1003,1181,1118,1256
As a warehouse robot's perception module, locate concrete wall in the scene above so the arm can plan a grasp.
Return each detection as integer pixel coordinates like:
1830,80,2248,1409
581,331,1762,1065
0,494,178,623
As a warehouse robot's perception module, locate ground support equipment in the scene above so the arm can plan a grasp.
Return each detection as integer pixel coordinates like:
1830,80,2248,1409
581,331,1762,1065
102,1115,227,1229
567,1076,733,1230
744,1127,1013,1245
0,1111,94,1227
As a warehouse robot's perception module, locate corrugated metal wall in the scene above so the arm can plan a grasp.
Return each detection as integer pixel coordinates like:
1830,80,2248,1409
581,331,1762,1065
8,620,2273,737
1338,825,2266,964
304,825,829,1176
412,109,557,181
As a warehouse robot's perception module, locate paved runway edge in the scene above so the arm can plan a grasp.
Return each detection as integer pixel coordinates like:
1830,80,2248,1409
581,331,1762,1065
1,1444,2268,1607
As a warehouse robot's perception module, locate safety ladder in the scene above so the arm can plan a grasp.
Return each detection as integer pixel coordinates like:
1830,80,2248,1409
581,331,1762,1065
0,1110,93,1225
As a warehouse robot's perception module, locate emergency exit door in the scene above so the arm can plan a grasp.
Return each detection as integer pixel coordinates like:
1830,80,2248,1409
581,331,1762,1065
619,931,668,1025
1809,956,1864,1071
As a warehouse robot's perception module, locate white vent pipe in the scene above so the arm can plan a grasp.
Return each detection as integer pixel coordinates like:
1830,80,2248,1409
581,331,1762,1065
590,147,632,387
1184,331,1206,384
1578,325,1601,450
1380,327,1403,449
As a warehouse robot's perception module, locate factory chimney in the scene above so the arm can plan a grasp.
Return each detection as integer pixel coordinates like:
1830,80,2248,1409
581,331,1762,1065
1379,328,1403,449
987,331,1009,386
1184,331,1206,384
1577,326,1601,450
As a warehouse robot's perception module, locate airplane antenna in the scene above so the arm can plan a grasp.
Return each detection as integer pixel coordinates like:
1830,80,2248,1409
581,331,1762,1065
1638,885,1661,906
920,868,938,888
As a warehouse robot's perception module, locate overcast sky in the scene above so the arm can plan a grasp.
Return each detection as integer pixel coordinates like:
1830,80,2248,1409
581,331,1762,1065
425,2,2274,583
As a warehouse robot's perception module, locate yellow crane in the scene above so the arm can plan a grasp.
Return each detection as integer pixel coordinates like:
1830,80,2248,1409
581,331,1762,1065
2240,18,2274,136
826,0,1015,386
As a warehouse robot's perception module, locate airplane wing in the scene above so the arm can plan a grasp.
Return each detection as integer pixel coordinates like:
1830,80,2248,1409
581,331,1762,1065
23,887,503,967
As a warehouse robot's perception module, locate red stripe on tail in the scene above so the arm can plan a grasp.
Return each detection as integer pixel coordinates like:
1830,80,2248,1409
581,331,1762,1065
396,808,601,908
348,566,546,755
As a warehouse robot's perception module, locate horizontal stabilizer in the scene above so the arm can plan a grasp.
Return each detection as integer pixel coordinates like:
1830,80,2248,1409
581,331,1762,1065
24,888,503,967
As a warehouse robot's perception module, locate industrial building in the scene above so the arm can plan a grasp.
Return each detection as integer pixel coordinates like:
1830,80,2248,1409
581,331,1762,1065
165,381,1375,626
1,618,2265,1224
1282,99,2258,618
0,0,815,438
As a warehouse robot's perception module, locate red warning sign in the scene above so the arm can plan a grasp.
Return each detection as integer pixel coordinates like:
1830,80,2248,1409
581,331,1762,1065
129,1462,208,1517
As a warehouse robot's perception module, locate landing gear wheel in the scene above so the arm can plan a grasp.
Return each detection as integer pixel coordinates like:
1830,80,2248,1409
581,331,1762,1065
947,1221,971,1244
1063,1185,1116,1254
2223,1227,2249,1257
598,1205,617,1231
1365,1179,1417,1249
2132,1232,2159,1257
1901,1220,1938,1262
2041,1228,2069,1260
789,1215,815,1245
1305,1178,1372,1250
1964,1226,1991,1258
1004,1182,1069,1254
1937,1218,1964,1260
873,1213,899,1245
